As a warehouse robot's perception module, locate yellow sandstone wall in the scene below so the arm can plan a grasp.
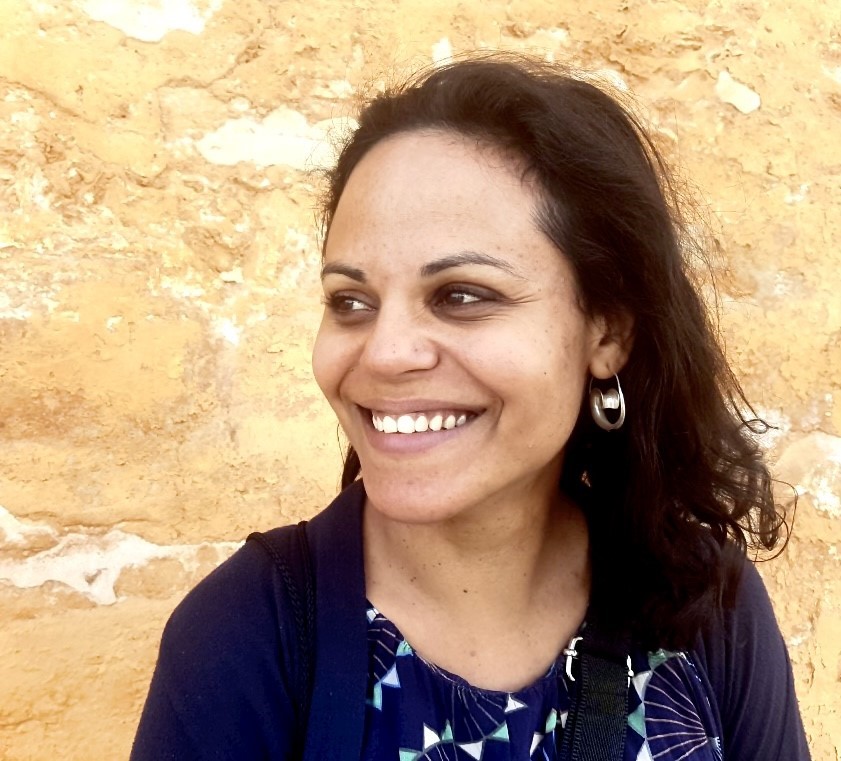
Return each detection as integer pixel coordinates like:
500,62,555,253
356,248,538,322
0,0,839,758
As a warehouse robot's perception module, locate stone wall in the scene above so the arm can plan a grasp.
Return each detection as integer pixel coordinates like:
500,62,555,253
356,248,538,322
1,0,839,758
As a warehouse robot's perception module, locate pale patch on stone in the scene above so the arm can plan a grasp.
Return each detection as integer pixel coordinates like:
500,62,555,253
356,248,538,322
0,277,62,319
77,0,224,43
199,207,226,224
27,1,55,16
285,227,311,255
773,272,792,297
311,80,354,99
25,170,52,211
535,27,570,46
823,66,841,85
195,109,356,171
3,89,32,104
219,266,244,284
0,505,58,546
785,183,810,204
432,37,454,64
715,70,761,114
244,308,268,326
213,316,241,345
10,110,41,131
0,292,33,320
276,228,319,289
776,432,841,518
786,621,813,647
0,221,18,250
0,525,240,605
157,274,206,301
230,97,252,113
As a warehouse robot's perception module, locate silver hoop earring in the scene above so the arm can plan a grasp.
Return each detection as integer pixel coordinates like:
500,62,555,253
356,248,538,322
589,374,626,431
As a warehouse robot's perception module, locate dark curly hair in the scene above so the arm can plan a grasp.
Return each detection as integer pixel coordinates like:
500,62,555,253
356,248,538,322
320,53,785,649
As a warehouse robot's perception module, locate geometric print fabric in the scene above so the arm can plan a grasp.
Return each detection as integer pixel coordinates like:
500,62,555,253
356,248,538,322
362,604,723,760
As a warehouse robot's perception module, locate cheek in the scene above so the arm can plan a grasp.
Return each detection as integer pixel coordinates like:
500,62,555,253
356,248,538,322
484,323,589,380
489,331,590,417
311,326,346,400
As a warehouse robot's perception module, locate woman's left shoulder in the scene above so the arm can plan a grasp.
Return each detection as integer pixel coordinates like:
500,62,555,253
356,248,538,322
693,558,783,667
687,558,812,760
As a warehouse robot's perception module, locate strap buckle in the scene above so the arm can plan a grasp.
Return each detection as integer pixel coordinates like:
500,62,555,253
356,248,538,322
563,636,583,682
563,635,635,687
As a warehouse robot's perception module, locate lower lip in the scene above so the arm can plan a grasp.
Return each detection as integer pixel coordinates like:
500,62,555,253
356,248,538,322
359,411,478,455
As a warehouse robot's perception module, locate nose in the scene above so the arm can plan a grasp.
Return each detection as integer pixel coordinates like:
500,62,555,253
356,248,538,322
358,303,439,377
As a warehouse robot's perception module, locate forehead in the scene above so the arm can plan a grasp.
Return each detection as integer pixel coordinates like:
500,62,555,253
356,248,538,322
324,130,551,268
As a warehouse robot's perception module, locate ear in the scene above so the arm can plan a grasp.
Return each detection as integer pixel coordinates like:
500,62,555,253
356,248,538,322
588,312,634,379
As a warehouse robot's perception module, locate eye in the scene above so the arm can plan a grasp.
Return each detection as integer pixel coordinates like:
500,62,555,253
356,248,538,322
322,293,373,315
434,284,498,309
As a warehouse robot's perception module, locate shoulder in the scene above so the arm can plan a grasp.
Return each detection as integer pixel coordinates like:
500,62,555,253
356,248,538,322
160,535,290,664
162,480,366,660
132,529,315,760
690,560,811,760
692,560,783,685
131,483,369,760
157,481,366,694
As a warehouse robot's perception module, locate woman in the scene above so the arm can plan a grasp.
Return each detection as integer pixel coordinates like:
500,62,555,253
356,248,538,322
132,55,810,760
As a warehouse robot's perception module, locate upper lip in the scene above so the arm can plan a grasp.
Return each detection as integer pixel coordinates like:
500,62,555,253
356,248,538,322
355,399,484,415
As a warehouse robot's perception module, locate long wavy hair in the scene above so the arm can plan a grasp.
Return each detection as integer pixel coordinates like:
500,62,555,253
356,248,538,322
319,54,785,649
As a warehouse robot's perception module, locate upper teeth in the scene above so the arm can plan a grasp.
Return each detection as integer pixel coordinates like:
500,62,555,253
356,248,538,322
372,411,470,434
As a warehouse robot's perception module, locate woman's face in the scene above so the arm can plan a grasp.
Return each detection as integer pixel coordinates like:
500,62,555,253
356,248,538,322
313,130,626,524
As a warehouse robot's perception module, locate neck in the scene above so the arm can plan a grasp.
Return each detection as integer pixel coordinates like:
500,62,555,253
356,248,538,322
363,486,590,623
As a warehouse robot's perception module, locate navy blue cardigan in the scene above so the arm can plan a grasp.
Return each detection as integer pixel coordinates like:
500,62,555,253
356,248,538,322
131,482,810,760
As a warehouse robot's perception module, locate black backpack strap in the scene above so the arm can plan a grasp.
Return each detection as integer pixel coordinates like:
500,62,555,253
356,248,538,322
558,619,631,761
247,521,315,758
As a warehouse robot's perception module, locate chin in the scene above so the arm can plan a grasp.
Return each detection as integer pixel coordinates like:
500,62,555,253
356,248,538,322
360,475,476,526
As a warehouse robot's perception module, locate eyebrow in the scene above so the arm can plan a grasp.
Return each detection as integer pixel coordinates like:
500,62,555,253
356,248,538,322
420,252,521,278
321,251,522,282
320,262,366,282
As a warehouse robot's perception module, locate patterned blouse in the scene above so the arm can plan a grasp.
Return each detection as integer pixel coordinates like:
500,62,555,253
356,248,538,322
362,603,723,761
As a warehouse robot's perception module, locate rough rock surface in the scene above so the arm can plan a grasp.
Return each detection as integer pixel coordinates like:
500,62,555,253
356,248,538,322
1,0,839,758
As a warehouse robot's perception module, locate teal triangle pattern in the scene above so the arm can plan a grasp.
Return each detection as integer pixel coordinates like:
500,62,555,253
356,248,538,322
647,649,675,670
396,640,413,656
489,721,509,742
398,750,420,761
628,702,646,737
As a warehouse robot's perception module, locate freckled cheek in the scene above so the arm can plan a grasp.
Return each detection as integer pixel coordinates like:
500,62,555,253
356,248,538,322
489,344,588,416
471,333,573,380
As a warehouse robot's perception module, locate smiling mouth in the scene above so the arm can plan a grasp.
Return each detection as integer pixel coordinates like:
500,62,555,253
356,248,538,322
368,409,477,434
